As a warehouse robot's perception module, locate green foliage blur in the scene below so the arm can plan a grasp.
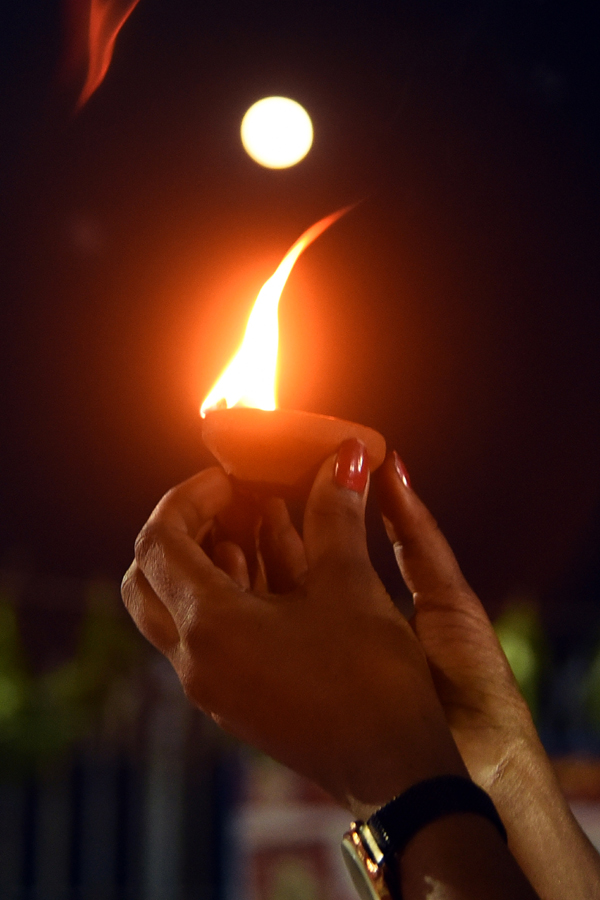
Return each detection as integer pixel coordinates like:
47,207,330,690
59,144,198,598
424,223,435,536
583,642,600,731
0,577,146,775
493,600,549,721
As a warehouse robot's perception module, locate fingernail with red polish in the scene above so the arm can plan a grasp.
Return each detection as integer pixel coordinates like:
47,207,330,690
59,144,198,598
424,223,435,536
334,439,369,493
393,451,411,489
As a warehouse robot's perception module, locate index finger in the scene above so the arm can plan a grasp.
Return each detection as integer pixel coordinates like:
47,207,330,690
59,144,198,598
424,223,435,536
134,467,238,630
150,466,234,538
376,454,477,609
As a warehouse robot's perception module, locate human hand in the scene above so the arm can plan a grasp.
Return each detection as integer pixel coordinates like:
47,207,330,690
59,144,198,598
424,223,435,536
122,445,599,900
121,440,466,815
377,453,600,900
375,452,539,792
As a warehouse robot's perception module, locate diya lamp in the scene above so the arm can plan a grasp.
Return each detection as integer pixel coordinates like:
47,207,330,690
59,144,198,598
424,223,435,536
200,208,386,495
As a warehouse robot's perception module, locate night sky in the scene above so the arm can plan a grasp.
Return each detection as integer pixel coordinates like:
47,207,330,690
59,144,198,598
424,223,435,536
1,0,600,637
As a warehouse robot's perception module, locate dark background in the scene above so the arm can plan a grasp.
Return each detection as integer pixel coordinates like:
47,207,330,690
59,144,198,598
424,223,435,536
1,0,600,641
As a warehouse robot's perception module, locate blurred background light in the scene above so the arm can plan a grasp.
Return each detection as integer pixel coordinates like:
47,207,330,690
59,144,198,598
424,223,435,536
240,96,313,168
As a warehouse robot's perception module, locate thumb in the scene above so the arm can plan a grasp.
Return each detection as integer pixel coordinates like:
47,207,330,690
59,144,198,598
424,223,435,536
303,438,371,573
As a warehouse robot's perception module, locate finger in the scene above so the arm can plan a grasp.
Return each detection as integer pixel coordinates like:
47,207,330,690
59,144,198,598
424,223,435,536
376,452,485,616
213,487,261,568
259,497,307,593
212,540,251,590
303,438,371,574
153,467,234,538
134,467,242,632
121,560,179,653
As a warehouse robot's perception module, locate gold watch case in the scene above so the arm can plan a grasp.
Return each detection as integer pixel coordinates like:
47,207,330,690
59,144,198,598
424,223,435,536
341,823,393,900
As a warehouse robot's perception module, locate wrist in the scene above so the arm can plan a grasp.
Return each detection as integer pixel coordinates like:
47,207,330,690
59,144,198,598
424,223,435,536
345,737,469,823
342,775,512,900
324,637,470,817
478,726,553,820
476,727,600,900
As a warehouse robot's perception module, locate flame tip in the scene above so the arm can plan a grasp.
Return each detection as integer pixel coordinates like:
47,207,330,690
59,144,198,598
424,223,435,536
200,205,357,414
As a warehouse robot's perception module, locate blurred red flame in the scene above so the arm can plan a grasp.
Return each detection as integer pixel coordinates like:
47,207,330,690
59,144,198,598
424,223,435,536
61,0,141,109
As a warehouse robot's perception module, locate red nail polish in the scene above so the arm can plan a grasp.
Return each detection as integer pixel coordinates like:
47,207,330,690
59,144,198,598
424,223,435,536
393,451,411,489
334,439,369,493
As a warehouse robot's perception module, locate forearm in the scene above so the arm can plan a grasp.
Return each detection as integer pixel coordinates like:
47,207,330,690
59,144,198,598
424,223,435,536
484,734,600,900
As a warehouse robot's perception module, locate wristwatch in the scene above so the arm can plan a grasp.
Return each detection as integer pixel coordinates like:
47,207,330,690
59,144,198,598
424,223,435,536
342,819,395,900
341,775,507,900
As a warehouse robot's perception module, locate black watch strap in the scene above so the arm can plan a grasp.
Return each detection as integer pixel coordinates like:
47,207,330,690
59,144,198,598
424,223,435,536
368,775,507,862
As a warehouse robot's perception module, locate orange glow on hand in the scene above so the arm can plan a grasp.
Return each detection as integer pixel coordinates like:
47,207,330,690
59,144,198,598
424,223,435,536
200,207,353,416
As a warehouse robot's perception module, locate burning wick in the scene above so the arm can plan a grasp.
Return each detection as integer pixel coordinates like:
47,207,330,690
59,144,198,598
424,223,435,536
200,208,386,493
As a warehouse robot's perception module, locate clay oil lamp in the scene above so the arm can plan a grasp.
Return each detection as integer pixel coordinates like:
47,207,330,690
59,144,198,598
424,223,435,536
200,208,386,496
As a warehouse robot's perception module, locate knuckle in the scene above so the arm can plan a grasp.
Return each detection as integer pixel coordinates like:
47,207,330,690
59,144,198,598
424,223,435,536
120,567,137,606
308,497,364,531
180,611,214,657
134,521,167,567
159,483,183,509
176,602,201,643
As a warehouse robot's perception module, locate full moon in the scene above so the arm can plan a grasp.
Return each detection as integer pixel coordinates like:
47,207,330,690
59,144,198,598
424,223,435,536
241,97,313,169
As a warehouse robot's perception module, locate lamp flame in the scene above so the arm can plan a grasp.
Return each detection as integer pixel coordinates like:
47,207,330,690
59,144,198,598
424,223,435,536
200,207,352,416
